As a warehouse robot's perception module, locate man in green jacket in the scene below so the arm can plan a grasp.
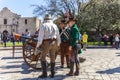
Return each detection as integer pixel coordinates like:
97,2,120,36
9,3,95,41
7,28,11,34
67,15,80,76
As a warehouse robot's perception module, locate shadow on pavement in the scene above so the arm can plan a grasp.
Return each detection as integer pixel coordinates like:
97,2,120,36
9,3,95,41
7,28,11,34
21,78,38,80
21,63,70,80
96,67,120,74
21,75,69,80
0,65,21,69
21,62,40,74
117,55,120,56
0,62,40,74
1,56,23,59
7,61,24,63
1,61,71,80
116,52,120,56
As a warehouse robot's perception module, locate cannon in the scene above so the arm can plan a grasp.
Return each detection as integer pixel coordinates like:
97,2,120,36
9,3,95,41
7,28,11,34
21,36,50,69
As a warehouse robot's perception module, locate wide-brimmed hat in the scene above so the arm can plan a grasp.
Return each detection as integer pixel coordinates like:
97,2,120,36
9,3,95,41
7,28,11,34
69,15,77,22
60,19,68,24
44,14,52,20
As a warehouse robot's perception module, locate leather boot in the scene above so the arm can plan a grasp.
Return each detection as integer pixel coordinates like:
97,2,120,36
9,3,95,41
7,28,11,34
38,61,47,78
66,55,70,68
49,62,55,78
66,62,74,76
74,63,79,76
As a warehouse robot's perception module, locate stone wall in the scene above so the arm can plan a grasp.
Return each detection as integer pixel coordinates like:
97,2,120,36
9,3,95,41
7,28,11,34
0,7,41,35
18,17,40,35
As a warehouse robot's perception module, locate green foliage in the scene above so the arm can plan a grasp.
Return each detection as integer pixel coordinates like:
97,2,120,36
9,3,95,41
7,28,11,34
32,0,120,35
80,0,120,34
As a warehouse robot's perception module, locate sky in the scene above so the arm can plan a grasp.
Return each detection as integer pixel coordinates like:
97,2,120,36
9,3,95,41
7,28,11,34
0,0,89,20
0,0,45,19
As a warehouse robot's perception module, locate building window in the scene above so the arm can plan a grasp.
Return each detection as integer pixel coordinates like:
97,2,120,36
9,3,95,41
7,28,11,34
25,19,27,24
17,21,19,25
4,19,7,24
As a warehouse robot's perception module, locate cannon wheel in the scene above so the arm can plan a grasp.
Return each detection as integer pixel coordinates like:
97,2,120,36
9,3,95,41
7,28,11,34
22,37,50,70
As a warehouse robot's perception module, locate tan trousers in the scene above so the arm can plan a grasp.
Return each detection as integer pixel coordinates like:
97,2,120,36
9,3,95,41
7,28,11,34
40,40,58,63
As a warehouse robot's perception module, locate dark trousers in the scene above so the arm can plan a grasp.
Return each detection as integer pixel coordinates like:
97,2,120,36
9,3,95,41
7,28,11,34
3,40,7,47
68,46,79,75
115,41,119,49
110,41,113,45
104,41,108,46
70,46,79,63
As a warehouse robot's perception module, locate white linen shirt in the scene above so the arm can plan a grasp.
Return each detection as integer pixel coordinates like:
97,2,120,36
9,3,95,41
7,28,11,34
36,20,61,48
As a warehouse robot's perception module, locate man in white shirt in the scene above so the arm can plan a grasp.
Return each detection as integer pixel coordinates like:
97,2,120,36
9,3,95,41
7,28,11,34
35,14,61,78
25,29,30,37
115,33,119,49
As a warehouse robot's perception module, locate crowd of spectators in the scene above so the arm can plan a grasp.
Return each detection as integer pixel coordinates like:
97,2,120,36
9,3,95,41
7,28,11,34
0,29,31,47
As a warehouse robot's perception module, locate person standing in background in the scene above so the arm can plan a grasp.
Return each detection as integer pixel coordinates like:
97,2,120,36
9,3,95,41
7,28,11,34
82,32,88,51
109,34,114,46
1,30,8,47
103,34,109,46
25,29,31,37
0,32,3,45
114,33,119,49
10,33,15,46
20,29,30,45
97,33,102,46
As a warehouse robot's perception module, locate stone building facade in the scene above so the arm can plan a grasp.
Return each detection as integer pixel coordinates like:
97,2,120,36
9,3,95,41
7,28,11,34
0,7,41,35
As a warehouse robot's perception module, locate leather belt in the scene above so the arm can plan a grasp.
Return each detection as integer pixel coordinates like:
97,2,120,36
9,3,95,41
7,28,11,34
43,38,56,42
62,40,69,43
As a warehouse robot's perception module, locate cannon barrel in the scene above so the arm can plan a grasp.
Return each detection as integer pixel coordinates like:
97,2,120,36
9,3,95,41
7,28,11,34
20,35,38,42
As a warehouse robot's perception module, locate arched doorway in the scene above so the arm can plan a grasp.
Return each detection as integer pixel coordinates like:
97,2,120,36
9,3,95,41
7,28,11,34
3,30,9,34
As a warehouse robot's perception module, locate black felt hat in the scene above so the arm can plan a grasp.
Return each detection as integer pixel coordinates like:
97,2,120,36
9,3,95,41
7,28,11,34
69,15,77,22
61,19,68,24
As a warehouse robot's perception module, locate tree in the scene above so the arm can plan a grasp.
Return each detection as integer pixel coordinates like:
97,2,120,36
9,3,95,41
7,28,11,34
32,0,94,34
33,0,84,16
80,0,120,34
32,0,120,35
32,0,92,21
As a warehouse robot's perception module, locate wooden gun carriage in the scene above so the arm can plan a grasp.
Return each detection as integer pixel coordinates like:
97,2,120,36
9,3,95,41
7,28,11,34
21,35,50,69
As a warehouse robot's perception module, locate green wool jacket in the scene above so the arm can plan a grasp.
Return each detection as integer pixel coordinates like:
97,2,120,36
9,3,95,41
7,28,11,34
70,24,79,47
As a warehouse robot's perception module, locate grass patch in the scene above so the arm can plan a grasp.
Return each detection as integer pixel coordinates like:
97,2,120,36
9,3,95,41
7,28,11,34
0,42,22,47
0,41,111,47
87,42,110,45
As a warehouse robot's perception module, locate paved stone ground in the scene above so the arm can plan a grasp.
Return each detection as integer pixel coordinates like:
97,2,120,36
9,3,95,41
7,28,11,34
0,48,120,80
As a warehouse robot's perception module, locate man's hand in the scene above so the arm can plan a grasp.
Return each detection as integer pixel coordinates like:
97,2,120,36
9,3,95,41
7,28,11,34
36,42,41,48
34,47,39,55
34,46,42,55
57,46,61,52
69,46,72,51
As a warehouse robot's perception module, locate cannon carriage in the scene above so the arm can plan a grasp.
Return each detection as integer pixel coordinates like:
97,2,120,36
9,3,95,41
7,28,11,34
21,36,50,69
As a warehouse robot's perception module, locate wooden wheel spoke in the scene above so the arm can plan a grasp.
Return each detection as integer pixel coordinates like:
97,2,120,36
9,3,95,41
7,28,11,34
23,37,41,69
